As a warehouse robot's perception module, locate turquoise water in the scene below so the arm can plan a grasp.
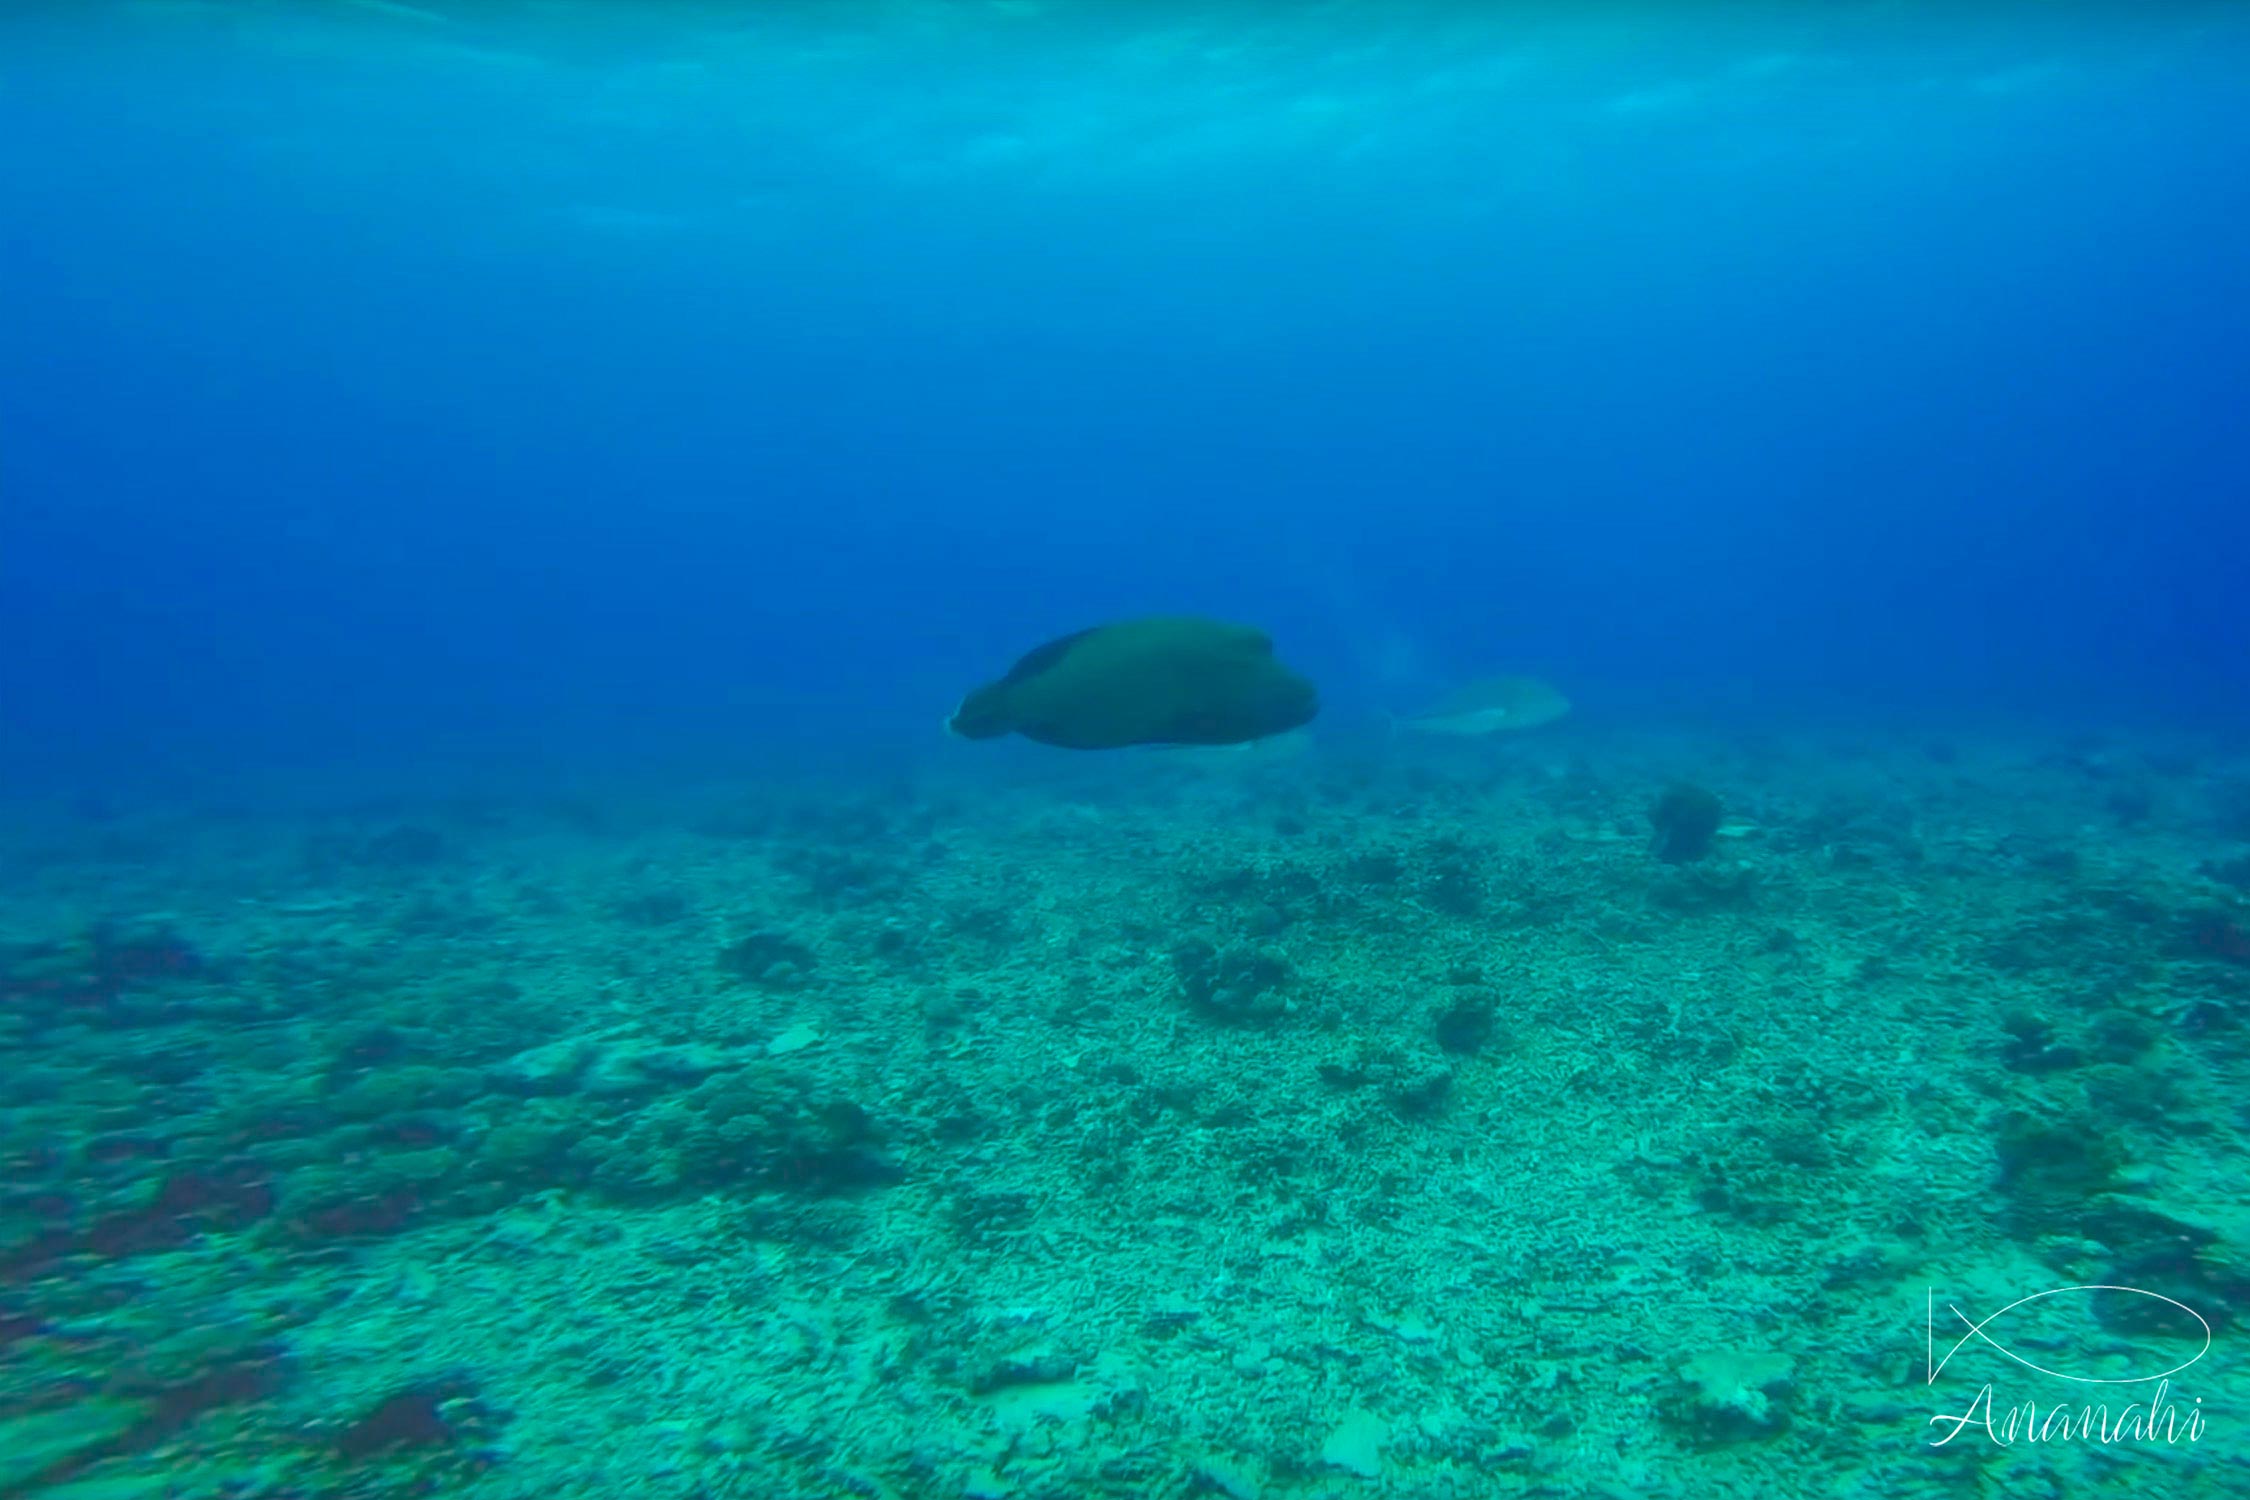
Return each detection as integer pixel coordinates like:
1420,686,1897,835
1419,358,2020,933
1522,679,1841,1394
2,4,2248,1497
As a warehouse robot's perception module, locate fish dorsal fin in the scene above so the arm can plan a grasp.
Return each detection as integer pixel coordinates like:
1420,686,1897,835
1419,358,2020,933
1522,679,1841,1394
997,626,1102,688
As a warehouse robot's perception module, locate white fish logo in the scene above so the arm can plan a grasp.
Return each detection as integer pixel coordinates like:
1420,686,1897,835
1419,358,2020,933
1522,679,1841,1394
1928,1285,2211,1386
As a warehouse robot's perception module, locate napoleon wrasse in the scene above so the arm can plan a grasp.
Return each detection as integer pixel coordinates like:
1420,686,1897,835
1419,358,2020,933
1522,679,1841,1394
948,616,1320,750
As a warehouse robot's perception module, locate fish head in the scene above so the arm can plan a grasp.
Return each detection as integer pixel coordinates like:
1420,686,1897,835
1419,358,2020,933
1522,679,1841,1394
945,685,1016,739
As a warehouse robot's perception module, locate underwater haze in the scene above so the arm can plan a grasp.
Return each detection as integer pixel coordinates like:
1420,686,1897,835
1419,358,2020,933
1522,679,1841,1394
7,5,2250,1500
4,1,2247,785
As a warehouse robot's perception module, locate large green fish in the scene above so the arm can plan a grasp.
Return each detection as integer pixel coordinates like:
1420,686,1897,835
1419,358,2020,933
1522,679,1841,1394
949,616,1320,750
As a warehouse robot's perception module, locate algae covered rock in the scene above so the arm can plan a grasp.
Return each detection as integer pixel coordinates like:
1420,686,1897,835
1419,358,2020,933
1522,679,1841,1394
0,1397,153,1491
717,929,818,988
488,1038,598,1095
1663,1349,1795,1445
1172,939,1293,1023
1431,986,1503,1056
1316,1040,1454,1117
605,1067,904,1197
1649,783,1724,864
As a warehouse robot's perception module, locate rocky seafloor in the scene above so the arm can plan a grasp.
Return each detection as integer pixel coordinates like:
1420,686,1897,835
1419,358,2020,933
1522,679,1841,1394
4,725,2250,1500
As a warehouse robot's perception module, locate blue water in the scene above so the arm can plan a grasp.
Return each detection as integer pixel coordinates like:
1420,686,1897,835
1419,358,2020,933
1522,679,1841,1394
5,2,2245,787
8,8,2250,1496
